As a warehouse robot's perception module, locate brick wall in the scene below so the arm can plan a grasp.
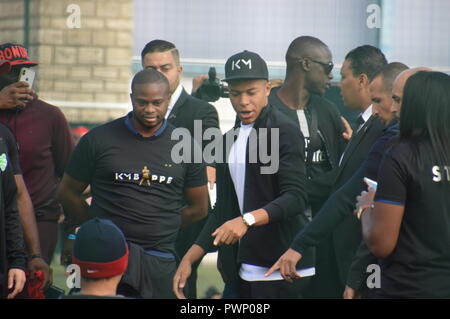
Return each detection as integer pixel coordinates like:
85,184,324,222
0,0,133,123
0,1,24,45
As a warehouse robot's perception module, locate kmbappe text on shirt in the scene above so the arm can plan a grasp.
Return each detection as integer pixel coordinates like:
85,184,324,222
170,120,280,175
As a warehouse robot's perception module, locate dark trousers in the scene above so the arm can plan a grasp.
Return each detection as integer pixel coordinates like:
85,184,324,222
36,221,59,264
239,277,311,299
117,242,177,299
175,216,207,299
304,236,343,299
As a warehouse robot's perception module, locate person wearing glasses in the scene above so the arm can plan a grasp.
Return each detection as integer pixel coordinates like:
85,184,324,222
268,36,350,297
270,36,350,208
267,45,387,298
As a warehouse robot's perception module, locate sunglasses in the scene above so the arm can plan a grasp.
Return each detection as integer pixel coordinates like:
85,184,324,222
299,58,334,75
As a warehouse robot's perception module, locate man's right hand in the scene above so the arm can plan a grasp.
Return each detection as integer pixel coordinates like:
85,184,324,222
0,82,34,109
28,257,52,290
265,248,303,283
341,116,353,141
172,259,192,299
7,268,26,299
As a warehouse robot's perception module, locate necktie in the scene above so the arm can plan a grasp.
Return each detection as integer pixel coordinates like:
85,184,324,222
339,114,365,166
355,114,365,132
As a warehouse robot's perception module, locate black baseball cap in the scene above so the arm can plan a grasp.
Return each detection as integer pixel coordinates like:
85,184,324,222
224,50,268,82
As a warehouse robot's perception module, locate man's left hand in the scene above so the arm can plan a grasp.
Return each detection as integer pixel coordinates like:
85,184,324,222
212,216,248,246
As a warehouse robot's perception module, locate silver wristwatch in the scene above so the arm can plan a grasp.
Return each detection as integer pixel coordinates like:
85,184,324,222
242,213,256,227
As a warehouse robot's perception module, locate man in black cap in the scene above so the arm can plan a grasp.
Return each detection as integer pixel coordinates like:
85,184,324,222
173,50,314,299
65,218,129,298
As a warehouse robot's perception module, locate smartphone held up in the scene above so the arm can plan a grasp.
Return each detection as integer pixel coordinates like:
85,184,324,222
19,67,35,88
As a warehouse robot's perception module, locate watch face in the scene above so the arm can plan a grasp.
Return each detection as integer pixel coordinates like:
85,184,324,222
244,213,255,226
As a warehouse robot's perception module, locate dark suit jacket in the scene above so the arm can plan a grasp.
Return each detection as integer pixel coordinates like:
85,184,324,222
171,89,219,298
196,105,314,294
167,88,219,152
331,115,385,284
292,113,385,286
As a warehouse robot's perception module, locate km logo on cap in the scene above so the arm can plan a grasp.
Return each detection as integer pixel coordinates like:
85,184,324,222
231,58,252,71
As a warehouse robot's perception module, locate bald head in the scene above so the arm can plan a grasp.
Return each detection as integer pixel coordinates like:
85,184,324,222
391,67,432,118
284,36,333,95
286,36,329,63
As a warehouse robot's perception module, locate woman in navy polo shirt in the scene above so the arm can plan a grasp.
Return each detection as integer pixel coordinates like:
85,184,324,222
356,71,450,298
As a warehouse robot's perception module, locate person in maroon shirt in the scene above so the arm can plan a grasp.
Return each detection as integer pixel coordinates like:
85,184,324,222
0,43,74,272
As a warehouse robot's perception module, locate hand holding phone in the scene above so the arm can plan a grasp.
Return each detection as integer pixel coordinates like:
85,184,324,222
363,177,378,190
0,81,34,109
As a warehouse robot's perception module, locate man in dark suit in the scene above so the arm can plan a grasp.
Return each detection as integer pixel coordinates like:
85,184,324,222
268,62,408,298
141,40,219,299
344,65,431,299
267,45,388,298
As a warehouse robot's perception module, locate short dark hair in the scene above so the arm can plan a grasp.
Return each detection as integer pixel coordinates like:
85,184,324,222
400,71,450,170
131,68,170,93
372,62,409,93
141,39,180,65
345,45,387,80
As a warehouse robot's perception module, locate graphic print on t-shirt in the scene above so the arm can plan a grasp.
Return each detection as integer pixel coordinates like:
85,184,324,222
114,165,174,186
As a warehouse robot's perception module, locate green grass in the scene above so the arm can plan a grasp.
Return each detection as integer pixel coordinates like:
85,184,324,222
50,255,69,294
196,255,224,298
50,253,224,298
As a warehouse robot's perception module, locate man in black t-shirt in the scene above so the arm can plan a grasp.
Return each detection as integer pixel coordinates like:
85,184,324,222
57,69,208,299
141,40,219,299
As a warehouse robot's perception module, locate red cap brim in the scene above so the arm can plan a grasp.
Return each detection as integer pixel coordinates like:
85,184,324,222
9,60,39,67
0,60,11,75
72,244,129,279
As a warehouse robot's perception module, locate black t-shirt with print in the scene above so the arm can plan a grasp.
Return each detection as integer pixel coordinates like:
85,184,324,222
374,140,450,298
269,88,331,179
66,117,207,254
